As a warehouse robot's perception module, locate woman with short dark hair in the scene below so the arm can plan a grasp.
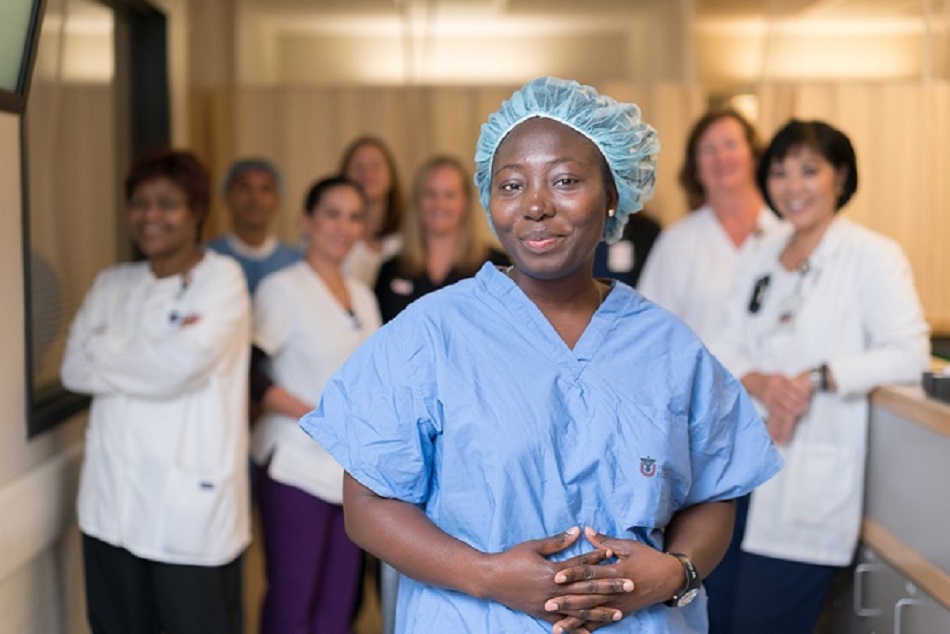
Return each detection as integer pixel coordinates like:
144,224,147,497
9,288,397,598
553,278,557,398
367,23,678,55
62,147,251,634
711,119,930,633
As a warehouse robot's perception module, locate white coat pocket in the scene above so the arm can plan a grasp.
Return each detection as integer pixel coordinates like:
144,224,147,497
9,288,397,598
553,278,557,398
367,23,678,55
162,469,237,556
782,442,859,527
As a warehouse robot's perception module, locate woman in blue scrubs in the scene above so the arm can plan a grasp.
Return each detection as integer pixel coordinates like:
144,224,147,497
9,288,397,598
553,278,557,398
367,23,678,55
302,77,783,633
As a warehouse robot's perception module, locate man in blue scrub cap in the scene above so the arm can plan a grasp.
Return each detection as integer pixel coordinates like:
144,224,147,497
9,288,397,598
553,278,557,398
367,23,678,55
208,157,300,292
302,76,782,633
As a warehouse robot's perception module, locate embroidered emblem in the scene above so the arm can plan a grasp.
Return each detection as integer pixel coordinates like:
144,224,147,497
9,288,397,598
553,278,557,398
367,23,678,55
640,456,657,478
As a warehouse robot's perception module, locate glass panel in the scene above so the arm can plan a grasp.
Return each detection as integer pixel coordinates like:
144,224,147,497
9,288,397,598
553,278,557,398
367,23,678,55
25,0,124,432
0,0,37,92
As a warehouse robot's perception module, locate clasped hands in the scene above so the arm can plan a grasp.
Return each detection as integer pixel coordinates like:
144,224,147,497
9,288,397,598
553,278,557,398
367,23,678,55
485,525,681,634
746,371,815,445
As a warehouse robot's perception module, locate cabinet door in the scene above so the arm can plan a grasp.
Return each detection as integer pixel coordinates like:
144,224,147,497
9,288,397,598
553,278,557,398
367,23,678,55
892,589,950,633
829,547,907,633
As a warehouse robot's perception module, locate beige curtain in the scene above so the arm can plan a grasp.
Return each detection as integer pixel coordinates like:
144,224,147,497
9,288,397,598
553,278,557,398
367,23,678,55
25,83,122,388
189,83,706,247
756,81,950,332
189,82,947,329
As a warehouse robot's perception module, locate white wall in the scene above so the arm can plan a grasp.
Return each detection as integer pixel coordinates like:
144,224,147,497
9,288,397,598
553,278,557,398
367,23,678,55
0,112,89,634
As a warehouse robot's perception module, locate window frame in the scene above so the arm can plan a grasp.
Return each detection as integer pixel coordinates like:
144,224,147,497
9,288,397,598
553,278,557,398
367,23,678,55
21,0,170,438
0,0,47,115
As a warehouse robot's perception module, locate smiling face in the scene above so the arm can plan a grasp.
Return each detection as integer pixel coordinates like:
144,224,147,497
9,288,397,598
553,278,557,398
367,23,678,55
419,164,468,239
225,168,280,233
489,117,615,281
128,177,199,267
695,115,757,198
766,145,844,235
344,142,393,204
303,184,366,266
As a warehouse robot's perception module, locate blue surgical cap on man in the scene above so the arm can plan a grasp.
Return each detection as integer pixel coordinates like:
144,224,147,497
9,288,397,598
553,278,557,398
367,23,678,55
474,76,660,244
221,157,285,197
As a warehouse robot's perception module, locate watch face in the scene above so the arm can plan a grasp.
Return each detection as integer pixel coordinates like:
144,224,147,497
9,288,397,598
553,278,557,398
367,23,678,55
676,588,699,607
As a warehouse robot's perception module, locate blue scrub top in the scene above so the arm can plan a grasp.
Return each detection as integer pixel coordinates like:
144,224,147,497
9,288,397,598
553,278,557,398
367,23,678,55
302,263,782,633
206,235,300,293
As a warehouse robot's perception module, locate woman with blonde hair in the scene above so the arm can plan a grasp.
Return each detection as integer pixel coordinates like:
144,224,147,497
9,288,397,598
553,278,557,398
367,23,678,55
375,154,507,323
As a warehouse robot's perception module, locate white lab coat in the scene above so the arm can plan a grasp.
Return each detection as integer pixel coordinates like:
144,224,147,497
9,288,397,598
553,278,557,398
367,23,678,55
61,251,251,566
712,216,930,566
638,205,781,344
250,261,381,503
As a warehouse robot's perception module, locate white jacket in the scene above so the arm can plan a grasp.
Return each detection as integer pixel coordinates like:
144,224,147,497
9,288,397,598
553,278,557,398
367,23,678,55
61,251,251,566
638,205,781,344
712,217,930,565
250,261,381,503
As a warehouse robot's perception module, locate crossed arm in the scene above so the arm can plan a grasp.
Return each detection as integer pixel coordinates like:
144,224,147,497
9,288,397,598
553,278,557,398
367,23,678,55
343,474,735,632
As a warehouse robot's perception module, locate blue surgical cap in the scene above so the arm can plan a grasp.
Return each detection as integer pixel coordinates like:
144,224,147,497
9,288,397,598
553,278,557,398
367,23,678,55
474,76,659,244
220,157,285,196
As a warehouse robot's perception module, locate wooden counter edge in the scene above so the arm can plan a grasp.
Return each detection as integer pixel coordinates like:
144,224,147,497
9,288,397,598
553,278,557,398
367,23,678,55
862,517,950,611
871,385,950,439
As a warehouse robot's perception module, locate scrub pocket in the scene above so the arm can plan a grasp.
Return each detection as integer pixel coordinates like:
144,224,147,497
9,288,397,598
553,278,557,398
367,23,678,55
162,468,237,556
611,402,687,531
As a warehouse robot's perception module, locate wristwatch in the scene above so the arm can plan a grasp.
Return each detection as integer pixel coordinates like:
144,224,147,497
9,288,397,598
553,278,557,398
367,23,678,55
808,363,829,392
664,552,701,608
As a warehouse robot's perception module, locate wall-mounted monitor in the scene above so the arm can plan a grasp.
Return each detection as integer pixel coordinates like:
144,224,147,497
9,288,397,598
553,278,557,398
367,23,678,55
0,0,47,114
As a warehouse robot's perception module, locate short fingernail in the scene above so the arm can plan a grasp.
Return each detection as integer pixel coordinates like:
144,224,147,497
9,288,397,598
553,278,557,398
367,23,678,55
545,600,559,612
553,627,564,634
623,580,634,592
565,526,579,536
554,573,567,583
613,611,622,621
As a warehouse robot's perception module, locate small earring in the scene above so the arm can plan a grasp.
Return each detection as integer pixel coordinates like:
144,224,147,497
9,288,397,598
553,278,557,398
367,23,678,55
607,208,616,218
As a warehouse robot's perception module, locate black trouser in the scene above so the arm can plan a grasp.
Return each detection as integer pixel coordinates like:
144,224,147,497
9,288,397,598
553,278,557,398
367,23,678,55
82,534,243,634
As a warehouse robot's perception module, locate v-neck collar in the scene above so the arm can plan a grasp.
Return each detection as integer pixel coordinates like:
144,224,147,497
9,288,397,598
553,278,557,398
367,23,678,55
479,264,619,378
300,262,356,324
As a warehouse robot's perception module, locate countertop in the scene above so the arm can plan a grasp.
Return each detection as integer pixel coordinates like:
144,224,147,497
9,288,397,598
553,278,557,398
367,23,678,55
865,382,950,610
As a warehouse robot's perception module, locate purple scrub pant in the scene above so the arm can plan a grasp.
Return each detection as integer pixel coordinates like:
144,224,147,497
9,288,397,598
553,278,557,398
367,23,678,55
256,463,363,634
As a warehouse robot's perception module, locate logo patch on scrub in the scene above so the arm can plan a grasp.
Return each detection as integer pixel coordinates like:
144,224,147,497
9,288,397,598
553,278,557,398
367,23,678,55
640,456,657,478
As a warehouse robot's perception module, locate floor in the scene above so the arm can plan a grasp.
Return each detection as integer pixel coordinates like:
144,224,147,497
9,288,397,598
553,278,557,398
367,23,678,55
243,505,384,634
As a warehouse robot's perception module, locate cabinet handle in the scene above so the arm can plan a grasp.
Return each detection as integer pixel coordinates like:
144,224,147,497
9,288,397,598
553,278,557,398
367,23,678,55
893,597,922,634
853,563,883,617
